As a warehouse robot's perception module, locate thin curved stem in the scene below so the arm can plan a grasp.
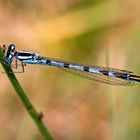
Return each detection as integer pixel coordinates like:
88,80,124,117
0,46,53,140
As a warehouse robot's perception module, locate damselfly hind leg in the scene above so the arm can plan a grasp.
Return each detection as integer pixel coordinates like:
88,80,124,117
2,60,26,73
11,59,26,73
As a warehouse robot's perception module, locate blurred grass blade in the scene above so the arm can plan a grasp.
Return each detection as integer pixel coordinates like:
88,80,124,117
0,46,53,140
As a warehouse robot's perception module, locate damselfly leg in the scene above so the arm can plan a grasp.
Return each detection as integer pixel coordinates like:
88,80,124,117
11,59,26,73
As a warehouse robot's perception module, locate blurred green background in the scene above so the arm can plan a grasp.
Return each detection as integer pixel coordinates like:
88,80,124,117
0,0,140,140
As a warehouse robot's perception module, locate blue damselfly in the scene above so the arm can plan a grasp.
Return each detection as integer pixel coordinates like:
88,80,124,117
3,44,140,86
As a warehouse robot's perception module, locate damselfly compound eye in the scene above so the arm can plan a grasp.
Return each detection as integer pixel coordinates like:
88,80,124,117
9,54,13,59
8,44,16,52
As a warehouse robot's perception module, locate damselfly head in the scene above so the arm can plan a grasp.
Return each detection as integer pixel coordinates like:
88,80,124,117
4,44,16,62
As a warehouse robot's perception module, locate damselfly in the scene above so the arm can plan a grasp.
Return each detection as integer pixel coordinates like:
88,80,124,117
3,44,140,86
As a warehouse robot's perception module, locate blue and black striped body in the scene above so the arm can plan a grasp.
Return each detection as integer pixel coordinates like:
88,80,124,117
4,44,140,86
36,57,140,85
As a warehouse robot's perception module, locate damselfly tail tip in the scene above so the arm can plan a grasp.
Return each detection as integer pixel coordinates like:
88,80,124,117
129,74,140,82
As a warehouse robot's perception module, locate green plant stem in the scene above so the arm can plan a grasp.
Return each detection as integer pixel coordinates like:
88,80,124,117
0,47,53,140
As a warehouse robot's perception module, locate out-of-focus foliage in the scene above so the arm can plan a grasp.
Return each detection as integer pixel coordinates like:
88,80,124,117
0,0,140,140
